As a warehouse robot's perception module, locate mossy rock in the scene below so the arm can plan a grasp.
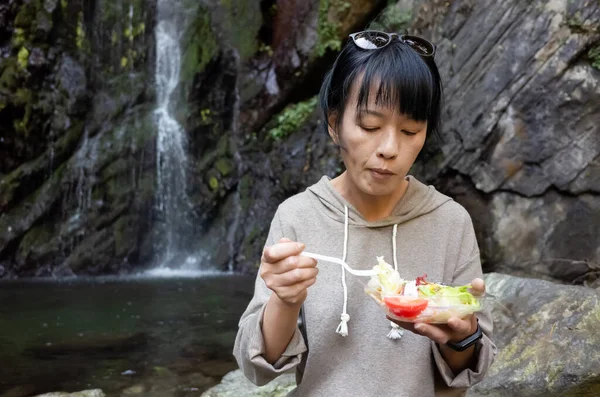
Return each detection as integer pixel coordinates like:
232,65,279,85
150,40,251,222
113,215,136,257
267,97,318,141
15,221,56,266
180,6,217,85
469,273,600,397
215,158,233,176
200,369,295,397
0,58,20,90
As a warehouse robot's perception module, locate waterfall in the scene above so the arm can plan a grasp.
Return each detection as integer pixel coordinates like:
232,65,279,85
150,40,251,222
153,0,192,265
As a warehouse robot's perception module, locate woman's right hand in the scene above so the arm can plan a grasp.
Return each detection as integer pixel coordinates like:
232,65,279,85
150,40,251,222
261,238,318,307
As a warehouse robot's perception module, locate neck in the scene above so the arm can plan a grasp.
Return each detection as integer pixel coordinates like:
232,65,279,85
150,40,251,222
331,172,409,222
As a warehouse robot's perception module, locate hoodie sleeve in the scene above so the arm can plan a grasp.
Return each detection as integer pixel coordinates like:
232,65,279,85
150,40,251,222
233,209,308,386
431,211,497,389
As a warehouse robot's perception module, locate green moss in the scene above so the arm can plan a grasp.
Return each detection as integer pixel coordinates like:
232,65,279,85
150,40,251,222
61,0,68,9
215,158,233,176
17,222,54,259
369,5,413,32
181,10,217,84
14,88,32,105
0,59,19,90
13,87,33,135
216,134,229,155
200,109,212,123
14,2,37,28
589,46,600,70
13,28,26,47
239,174,253,211
17,47,30,69
315,0,342,57
268,96,318,140
209,176,219,191
242,226,261,260
76,12,85,49
113,216,133,257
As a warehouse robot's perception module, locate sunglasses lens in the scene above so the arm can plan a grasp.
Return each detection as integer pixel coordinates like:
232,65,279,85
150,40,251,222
402,35,435,56
352,32,390,50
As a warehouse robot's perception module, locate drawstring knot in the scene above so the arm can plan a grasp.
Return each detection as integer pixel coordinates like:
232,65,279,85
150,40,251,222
387,321,404,340
336,313,350,337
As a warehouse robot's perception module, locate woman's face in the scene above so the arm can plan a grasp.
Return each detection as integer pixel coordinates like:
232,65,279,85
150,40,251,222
330,85,427,198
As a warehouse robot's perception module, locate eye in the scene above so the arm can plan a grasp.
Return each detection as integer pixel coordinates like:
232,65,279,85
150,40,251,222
361,126,380,132
402,130,418,136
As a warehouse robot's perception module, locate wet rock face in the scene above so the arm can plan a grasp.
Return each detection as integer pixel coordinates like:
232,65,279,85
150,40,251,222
408,0,600,282
0,0,380,277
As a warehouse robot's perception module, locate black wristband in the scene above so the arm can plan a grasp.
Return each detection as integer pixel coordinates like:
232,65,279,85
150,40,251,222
445,320,482,352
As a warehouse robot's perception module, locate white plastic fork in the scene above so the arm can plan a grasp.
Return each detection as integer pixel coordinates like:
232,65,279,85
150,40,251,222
300,251,377,277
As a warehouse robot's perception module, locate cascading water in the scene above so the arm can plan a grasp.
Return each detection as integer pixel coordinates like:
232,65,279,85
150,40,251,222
153,0,192,265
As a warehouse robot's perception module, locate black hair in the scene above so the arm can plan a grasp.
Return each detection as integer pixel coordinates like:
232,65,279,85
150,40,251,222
319,36,443,142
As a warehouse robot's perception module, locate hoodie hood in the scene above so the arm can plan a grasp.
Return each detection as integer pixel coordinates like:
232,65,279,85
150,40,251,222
307,175,453,227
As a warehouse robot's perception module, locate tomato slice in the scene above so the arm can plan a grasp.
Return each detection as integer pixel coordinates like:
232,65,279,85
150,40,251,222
384,296,429,318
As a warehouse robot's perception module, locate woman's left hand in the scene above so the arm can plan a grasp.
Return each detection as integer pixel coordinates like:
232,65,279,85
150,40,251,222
387,278,485,345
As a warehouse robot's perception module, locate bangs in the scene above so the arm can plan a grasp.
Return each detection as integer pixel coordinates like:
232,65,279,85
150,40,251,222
354,45,435,122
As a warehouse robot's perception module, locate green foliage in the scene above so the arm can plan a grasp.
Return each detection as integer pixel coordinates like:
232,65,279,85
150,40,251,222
369,5,413,33
13,28,26,47
200,109,212,123
17,47,29,69
315,0,342,57
215,158,233,176
268,97,318,141
589,46,600,70
209,176,219,191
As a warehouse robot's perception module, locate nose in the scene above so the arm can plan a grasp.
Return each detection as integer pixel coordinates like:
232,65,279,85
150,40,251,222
376,129,399,160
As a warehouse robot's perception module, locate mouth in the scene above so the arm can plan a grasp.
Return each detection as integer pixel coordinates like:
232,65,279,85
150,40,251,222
370,168,395,176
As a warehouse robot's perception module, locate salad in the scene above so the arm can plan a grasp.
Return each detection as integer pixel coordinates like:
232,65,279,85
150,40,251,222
364,257,483,323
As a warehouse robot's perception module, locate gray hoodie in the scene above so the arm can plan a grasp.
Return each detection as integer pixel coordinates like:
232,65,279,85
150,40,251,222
234,175,496,397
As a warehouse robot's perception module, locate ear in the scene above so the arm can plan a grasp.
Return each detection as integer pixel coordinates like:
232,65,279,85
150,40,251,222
327,112,340,145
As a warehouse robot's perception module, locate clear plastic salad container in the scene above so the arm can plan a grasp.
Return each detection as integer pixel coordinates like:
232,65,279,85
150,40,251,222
358,256,486,324
374,291,486,324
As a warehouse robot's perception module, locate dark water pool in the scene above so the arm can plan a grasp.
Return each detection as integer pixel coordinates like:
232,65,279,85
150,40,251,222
0,274,255,397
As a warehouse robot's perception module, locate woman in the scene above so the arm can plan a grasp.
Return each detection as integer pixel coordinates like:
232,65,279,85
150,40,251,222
234,31,496,396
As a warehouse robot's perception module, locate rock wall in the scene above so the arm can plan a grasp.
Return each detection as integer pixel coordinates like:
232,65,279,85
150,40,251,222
408,0,600,284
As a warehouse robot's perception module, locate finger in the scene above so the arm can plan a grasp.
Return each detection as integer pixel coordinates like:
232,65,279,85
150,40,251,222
263,242,305,263
276,277,317,301
274,267,319,287
470,278,485,294
279,237,293,243
447,317,473,335
413,323,450,345
268,255,317,275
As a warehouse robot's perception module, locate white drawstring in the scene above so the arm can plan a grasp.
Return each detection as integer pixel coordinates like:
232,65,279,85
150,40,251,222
336,206,350,337
333,209,402,339
387,224,404,340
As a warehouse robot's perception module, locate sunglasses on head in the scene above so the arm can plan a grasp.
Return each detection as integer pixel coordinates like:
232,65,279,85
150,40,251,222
348,31,436,58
